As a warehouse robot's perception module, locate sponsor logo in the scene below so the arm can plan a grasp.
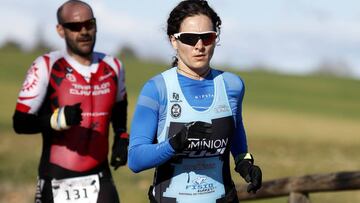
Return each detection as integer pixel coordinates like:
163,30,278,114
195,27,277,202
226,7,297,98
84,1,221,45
82,112,109,117
179,138,228,158
99,72,113,81
181,148,226,158
194,93,214,100
35,178,45,202
188,138,228,150
214,104,230,113
22,65,39,91
69,82,111,96
194,177,207,185
69,84,91,96
66,73,76,82
170,92,182,103
93,82,111,96
66,67,73,73
185,177,216,194
171,104,181,118
173,92,179,100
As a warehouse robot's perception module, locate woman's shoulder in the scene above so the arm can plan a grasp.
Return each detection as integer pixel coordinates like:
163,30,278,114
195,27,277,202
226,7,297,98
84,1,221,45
140,72,167,96
213,69,244,90
144,67,176,88
147,73,165,88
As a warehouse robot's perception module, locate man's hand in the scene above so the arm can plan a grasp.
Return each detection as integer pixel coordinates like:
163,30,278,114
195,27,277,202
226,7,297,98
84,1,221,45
50,103,82,131
235,154,262,193
110,132,129,170
169,121,212,152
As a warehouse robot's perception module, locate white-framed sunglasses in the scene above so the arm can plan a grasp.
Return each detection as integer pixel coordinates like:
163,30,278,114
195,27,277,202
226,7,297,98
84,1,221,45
173,31,217,46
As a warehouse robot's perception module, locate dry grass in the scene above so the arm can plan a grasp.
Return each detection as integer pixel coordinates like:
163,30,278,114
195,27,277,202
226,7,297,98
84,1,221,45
1,101,360,203
1,49,359,202
0,182,35,203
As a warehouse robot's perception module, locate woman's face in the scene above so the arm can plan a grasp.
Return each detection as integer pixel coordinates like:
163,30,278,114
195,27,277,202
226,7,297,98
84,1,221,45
171,14,216,71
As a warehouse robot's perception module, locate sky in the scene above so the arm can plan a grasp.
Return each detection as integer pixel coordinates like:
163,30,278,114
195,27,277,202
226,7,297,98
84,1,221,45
1,0,360,78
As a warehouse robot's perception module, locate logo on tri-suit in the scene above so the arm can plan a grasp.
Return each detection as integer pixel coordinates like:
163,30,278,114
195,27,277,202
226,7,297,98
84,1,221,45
170,92,182,118
173,92,179,101
65,67,76,82
171,104,181,118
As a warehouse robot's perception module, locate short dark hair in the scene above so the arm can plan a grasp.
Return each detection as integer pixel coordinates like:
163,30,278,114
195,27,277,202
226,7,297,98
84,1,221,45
167,0,222,66
57,0,93,24
167,0,221,36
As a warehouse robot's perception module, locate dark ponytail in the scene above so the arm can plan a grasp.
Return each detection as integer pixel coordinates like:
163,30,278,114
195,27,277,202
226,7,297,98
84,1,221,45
171,57,179,68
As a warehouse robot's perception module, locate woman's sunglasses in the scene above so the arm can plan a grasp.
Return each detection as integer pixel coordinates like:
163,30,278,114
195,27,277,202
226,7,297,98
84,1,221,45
174,31,217,46
61,18,96,32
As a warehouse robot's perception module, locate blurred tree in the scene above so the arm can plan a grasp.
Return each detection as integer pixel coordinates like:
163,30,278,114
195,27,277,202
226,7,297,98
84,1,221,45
32,25,52,53
0,40,22,51
313,58,352,77
116,44,138,60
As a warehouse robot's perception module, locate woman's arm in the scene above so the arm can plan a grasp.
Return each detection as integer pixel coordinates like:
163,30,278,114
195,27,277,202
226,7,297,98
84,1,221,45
128,77,175,173
222,72,248,157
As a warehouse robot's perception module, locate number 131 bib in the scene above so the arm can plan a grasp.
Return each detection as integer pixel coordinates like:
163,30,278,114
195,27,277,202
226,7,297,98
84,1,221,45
51,174,100,203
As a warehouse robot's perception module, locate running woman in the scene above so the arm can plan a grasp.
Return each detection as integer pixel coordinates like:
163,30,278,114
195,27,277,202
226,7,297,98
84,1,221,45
128,1,262,203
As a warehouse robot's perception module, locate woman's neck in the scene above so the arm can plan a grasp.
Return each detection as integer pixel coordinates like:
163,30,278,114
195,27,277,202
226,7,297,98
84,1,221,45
177,65,211,80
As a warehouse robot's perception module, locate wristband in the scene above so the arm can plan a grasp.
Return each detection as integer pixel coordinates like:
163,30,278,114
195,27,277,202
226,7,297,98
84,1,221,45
235,153,254,165
119,132,129,139
50,107,70,131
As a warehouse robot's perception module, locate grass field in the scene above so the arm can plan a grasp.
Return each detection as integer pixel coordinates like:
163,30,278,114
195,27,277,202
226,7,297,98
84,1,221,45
0,48,359,203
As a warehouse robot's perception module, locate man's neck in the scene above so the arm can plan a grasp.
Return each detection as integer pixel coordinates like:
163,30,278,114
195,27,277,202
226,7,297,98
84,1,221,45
66,50,93,66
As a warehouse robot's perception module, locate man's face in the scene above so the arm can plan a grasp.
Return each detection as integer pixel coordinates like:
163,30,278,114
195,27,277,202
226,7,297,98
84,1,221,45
58,4,96,57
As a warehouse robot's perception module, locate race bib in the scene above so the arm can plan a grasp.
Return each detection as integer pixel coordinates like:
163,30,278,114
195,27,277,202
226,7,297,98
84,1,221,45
51,174,100,203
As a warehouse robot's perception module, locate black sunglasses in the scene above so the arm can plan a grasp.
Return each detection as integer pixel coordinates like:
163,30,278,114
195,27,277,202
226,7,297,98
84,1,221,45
61,18,96,32
174,31,217,46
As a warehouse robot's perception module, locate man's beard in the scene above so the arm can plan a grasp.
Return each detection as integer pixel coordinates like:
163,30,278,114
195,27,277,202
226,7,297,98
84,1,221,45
65,35,96,57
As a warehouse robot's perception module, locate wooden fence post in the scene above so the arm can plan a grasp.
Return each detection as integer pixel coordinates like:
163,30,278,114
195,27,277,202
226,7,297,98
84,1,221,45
288,192,310,203
237,171,360,201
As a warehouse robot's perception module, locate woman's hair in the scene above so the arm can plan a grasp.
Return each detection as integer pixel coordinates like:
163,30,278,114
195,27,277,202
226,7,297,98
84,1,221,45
167,0,222,67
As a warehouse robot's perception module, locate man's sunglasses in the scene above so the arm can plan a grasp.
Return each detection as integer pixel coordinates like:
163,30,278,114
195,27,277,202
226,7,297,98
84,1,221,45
61,18,96,32
173,31,217,46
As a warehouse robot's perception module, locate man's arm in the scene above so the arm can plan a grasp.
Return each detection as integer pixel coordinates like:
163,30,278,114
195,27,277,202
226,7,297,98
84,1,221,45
111,99,128,135
13,55,50,134
110,57,129,170
110,99,129,170
12,55,82,134
13,111,51,134
13,103,83,134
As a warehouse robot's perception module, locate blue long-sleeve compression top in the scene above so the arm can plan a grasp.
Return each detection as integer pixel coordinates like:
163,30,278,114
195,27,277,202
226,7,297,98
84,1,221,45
128,69,248,173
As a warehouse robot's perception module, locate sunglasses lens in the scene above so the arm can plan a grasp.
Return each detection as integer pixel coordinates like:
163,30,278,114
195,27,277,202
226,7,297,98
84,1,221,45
178,34,199,46
68,24,82,32
62,18,96,32
178,32,216,46
201,33,217,46
84,19,96,30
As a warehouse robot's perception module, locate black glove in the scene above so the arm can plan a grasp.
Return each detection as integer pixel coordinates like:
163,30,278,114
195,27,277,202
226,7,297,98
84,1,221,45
64,103,83,126
169,121,212,152
235,156,262,193
50,103,83,131
110,132,129,170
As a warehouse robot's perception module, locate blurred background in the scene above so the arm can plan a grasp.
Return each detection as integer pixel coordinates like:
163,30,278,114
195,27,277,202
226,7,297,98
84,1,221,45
0,0,359,202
